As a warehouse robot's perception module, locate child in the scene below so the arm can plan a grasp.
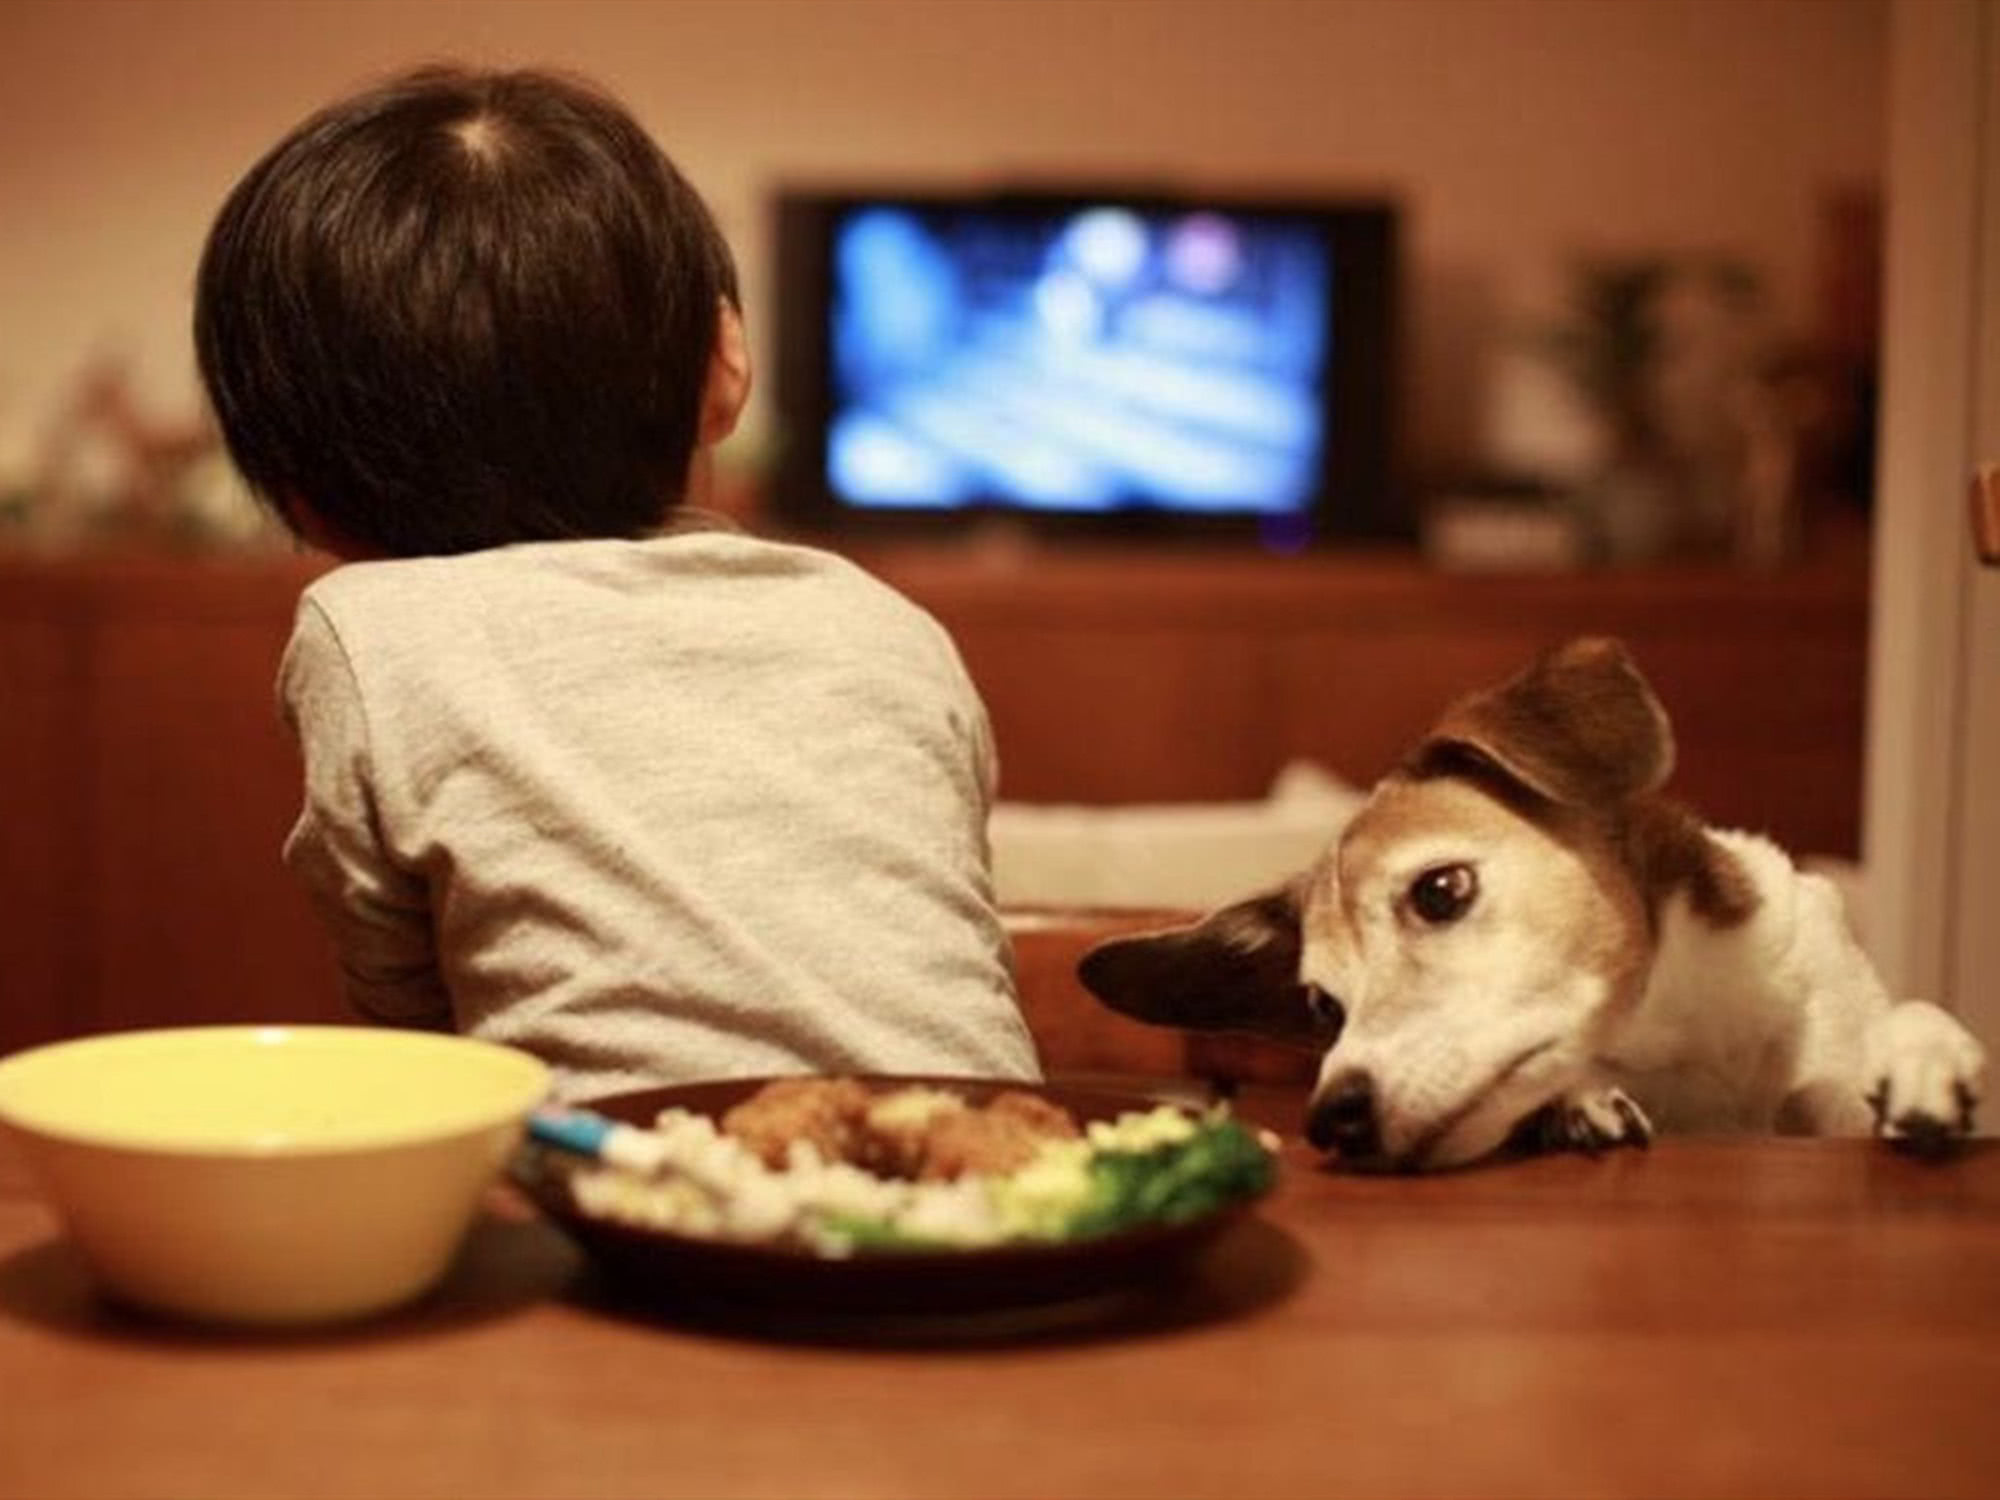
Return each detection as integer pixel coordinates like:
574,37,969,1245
193,65,1040,1101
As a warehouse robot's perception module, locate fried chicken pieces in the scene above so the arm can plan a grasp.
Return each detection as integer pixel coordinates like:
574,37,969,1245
720,1078,1080,1182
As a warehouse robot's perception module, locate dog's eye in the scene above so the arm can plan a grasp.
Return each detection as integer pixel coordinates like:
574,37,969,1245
1408,863,1478,924
1305,984,1343,1028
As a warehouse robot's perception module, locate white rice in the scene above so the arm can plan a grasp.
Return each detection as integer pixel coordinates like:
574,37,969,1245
566,1108,1007,1254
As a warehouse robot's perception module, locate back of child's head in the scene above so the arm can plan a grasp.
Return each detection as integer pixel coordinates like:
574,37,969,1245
195,65,739,557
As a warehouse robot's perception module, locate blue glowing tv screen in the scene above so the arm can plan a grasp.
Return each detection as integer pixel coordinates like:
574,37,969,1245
772,189,1402,545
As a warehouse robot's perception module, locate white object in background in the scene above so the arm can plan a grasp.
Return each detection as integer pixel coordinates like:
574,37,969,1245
1422,498,1586,573
991,760,1365,912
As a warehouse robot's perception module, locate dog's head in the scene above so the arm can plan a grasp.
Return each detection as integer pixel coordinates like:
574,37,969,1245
1080,637,1677,1170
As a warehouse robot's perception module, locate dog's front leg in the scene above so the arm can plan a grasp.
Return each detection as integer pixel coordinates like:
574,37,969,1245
1865,1000,1985,1155
1518,1085,1653,1157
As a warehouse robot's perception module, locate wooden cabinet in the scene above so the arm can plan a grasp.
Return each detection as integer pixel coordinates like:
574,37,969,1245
856,539,1872,857
0,554,345,1053
0,541,1870,1072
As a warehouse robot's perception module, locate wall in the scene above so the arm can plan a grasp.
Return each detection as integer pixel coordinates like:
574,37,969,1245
0,0,1884,497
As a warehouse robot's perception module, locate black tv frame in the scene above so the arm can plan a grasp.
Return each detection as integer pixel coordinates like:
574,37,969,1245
767,184,1408,548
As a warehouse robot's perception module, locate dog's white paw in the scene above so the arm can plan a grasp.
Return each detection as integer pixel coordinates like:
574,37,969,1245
1865,1001,1984,1155
1528,1086,1652,1156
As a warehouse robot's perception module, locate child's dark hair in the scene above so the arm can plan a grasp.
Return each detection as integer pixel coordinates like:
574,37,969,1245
194,65,739,556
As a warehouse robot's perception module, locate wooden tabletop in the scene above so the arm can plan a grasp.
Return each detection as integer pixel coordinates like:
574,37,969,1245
3,1089,1997,1500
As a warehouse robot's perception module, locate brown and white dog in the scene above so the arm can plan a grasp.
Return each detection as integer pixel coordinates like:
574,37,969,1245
1078,637,1986,1170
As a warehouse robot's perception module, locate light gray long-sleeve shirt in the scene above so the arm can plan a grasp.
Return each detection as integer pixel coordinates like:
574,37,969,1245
276,528,1040,1102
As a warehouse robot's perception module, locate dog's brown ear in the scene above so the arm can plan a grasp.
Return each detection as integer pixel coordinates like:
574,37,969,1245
1076,882,1332,1049
1411,636,1675,809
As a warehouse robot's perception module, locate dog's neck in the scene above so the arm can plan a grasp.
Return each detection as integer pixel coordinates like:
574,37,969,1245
1596,821,1868,1131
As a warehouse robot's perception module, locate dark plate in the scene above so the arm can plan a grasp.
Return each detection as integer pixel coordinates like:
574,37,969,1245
514,1076,1275,1316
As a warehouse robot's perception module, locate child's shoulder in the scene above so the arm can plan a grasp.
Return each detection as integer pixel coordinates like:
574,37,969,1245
657,530,957,644
296,531,930,632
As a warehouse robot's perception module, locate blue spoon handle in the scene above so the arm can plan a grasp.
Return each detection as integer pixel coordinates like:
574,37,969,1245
528,1108,673,1174
527,1108,618,1158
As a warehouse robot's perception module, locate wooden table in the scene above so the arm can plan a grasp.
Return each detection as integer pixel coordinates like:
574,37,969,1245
3,1089,1997,1500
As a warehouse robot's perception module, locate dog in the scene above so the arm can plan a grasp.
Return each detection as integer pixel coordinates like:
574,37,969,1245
1078,637,1986,1171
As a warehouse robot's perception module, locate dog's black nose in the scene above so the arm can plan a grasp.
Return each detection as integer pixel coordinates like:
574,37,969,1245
1307,1071,1381,1160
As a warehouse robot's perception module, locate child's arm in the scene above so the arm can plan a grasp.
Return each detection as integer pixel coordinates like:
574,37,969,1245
278,603,454,1031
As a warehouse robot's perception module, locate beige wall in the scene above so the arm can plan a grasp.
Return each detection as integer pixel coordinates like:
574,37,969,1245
0,0,1884,490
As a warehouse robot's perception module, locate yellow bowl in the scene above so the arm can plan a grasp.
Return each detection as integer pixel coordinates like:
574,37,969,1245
0,1025,550,1327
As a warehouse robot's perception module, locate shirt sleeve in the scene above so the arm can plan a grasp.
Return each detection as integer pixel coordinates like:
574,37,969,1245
914,605,1000,809
277,599,453,1030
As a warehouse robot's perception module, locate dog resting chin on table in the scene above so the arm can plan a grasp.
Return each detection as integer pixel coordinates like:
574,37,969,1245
1077,637,1986,1173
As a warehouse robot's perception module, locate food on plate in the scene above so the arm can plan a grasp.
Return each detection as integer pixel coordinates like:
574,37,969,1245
719,1076,879,1170
721,1076,1081,1180
536,1079,1276,1257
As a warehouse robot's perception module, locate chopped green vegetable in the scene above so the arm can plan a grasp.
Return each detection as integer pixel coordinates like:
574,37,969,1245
825,1110,1274,1251
818,1213,952,1252
1063,1115,1276,1239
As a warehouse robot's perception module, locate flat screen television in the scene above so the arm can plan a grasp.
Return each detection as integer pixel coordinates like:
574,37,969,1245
768,186,1405,548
